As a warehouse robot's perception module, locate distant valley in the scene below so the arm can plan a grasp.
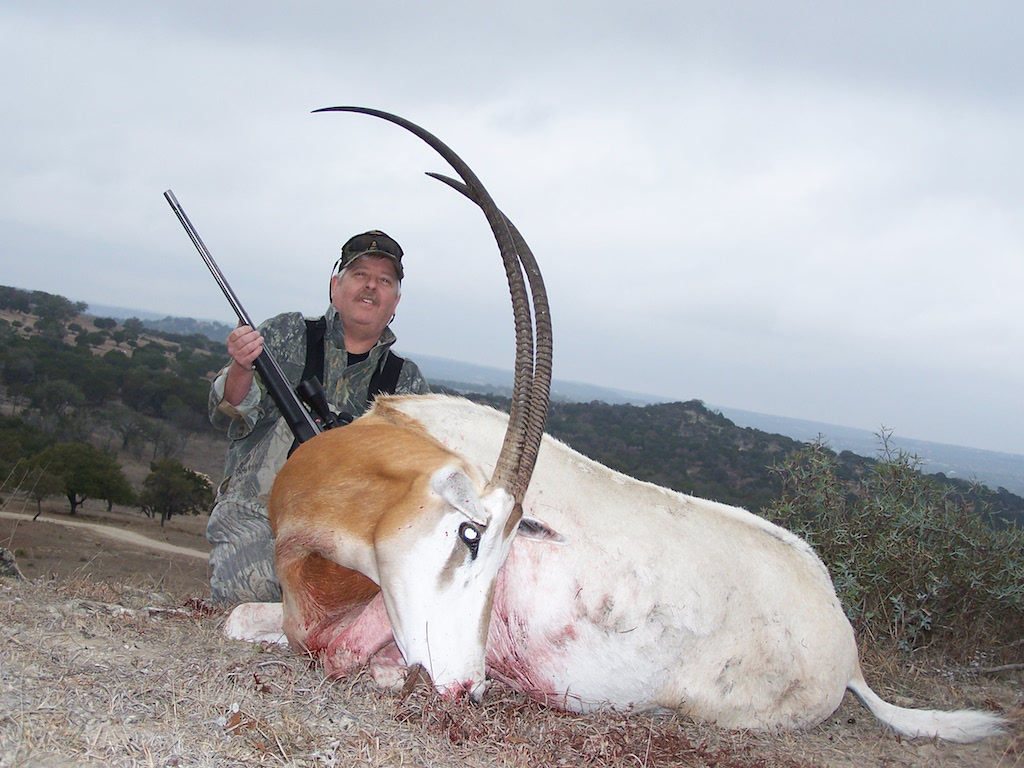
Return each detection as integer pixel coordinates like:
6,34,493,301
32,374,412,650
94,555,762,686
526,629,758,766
714,407,1024,497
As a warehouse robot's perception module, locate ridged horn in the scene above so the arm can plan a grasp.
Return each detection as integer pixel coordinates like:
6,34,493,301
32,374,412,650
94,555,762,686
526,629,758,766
425,172,552,502
313,106,541,501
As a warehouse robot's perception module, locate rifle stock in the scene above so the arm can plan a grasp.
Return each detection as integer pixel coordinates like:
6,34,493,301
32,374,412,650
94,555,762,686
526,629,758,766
163,189,320,444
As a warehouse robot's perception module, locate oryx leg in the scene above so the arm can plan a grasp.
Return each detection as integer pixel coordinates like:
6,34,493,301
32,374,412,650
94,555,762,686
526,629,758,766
224,602,288,645
367,642,408,690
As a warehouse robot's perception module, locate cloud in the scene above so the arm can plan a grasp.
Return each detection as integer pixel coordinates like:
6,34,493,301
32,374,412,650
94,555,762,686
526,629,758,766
1,1,1022,453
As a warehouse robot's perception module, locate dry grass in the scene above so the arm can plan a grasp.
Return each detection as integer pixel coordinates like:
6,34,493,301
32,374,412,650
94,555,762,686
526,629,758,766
1,574,1021,768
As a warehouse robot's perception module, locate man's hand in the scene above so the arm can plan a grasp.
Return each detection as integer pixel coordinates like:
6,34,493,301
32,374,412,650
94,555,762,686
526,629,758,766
224,325,263,406
227,325,264,371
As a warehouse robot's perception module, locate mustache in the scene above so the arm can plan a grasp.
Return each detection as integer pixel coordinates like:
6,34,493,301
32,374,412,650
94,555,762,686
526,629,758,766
356,292,379,305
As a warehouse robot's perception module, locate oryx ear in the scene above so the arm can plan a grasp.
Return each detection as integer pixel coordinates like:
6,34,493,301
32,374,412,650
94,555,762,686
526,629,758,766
430,465,485,521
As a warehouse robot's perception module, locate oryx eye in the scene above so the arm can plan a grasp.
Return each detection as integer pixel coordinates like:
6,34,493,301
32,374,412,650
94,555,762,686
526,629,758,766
458,522,481,559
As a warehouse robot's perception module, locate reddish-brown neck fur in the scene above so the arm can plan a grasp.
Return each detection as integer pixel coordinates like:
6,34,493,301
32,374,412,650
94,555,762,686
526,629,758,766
269,408,475,654
270,410,464,543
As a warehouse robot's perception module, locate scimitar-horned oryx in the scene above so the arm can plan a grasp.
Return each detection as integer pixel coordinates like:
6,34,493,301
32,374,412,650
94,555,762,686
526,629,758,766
226,107,1005,744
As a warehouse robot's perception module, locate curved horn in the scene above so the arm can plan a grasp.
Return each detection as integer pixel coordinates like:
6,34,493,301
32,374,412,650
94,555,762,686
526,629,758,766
313,106,538,498
425,172,552,502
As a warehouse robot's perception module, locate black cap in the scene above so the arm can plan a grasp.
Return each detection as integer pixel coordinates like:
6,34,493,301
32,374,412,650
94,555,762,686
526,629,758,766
336,230,404,280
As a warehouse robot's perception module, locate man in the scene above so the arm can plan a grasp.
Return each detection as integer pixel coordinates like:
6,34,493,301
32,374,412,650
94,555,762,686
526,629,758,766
207,230,430,603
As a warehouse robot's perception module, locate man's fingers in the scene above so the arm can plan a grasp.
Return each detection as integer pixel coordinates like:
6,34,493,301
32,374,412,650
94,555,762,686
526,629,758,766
241,337,264,363
228,324,252,341
227,326,263,369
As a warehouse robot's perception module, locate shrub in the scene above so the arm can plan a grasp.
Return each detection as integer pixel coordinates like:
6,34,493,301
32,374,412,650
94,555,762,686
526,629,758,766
139,459,213,526
765,433,1024,662
30,442,135,515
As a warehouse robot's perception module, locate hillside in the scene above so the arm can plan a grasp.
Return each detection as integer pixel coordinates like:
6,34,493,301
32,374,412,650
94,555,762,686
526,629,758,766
84,296,1024,497
719,405,1024,497
2,284,1022,528
0,286,228,486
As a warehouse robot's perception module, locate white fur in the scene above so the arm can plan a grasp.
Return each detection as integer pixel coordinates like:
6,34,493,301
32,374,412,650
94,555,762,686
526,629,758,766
374,466,516,699
224,602,288,645
384,395,1005,741
225,394,1004,742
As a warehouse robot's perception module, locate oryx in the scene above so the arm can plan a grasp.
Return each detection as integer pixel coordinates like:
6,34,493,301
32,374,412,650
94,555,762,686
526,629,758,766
226,108,1004,743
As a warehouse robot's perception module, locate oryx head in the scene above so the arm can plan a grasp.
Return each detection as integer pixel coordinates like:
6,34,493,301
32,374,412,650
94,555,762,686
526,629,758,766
372,462,517,700
315,106,552,700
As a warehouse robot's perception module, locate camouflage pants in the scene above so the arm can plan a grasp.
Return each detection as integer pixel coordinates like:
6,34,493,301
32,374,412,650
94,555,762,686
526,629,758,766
206,495,281,604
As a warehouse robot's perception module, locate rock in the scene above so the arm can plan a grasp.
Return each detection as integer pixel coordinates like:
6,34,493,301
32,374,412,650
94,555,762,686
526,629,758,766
0,546,25,580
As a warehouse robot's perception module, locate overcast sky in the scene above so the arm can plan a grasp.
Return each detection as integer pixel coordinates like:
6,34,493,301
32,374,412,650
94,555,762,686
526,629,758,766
2,2,1022,454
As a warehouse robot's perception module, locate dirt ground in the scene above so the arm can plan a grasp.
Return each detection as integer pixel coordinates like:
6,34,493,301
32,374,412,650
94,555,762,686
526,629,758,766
0,500,1021,767
0,498,210,598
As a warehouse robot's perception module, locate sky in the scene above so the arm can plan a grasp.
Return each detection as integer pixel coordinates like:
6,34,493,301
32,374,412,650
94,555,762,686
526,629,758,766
2,2,1022,455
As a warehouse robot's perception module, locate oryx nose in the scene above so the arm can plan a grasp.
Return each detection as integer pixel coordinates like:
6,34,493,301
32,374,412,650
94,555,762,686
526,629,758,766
469,679,489,704
436,678,487,703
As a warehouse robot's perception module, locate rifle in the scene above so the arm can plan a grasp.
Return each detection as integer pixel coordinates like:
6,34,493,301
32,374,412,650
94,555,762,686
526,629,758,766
163,189,337,444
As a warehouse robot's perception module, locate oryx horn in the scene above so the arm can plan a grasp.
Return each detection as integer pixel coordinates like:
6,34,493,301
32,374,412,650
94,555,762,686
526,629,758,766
424,172,551,502
313,106,551,509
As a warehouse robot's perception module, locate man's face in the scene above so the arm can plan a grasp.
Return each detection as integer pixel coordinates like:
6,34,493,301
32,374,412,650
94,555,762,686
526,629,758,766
331,255,402,338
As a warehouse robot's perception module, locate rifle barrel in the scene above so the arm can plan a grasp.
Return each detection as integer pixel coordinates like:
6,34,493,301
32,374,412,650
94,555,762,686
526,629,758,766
163,190,255,327
163,189,320,444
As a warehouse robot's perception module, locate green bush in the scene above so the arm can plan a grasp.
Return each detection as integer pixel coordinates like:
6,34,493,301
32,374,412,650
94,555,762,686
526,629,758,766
139,459,213,526
765,434,1024,662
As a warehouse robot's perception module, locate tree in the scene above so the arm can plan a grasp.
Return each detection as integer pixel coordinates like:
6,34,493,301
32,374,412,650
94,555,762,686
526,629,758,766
77,365,119,405
101,467,136,511
139,459,213,526
28,466,65,519
31,442,134,515
131,344,168,372
122,317,145,340
30,291,84,325
1,347,36,406
102,348,132,370
150,420,187,461
30,379,85,419
0,416,54,477
0,285,31,313
75,330,108,348
103,403,150,454
162,392,207,432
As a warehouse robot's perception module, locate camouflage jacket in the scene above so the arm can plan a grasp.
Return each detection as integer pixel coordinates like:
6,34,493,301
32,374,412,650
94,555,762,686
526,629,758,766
208,304,430,505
